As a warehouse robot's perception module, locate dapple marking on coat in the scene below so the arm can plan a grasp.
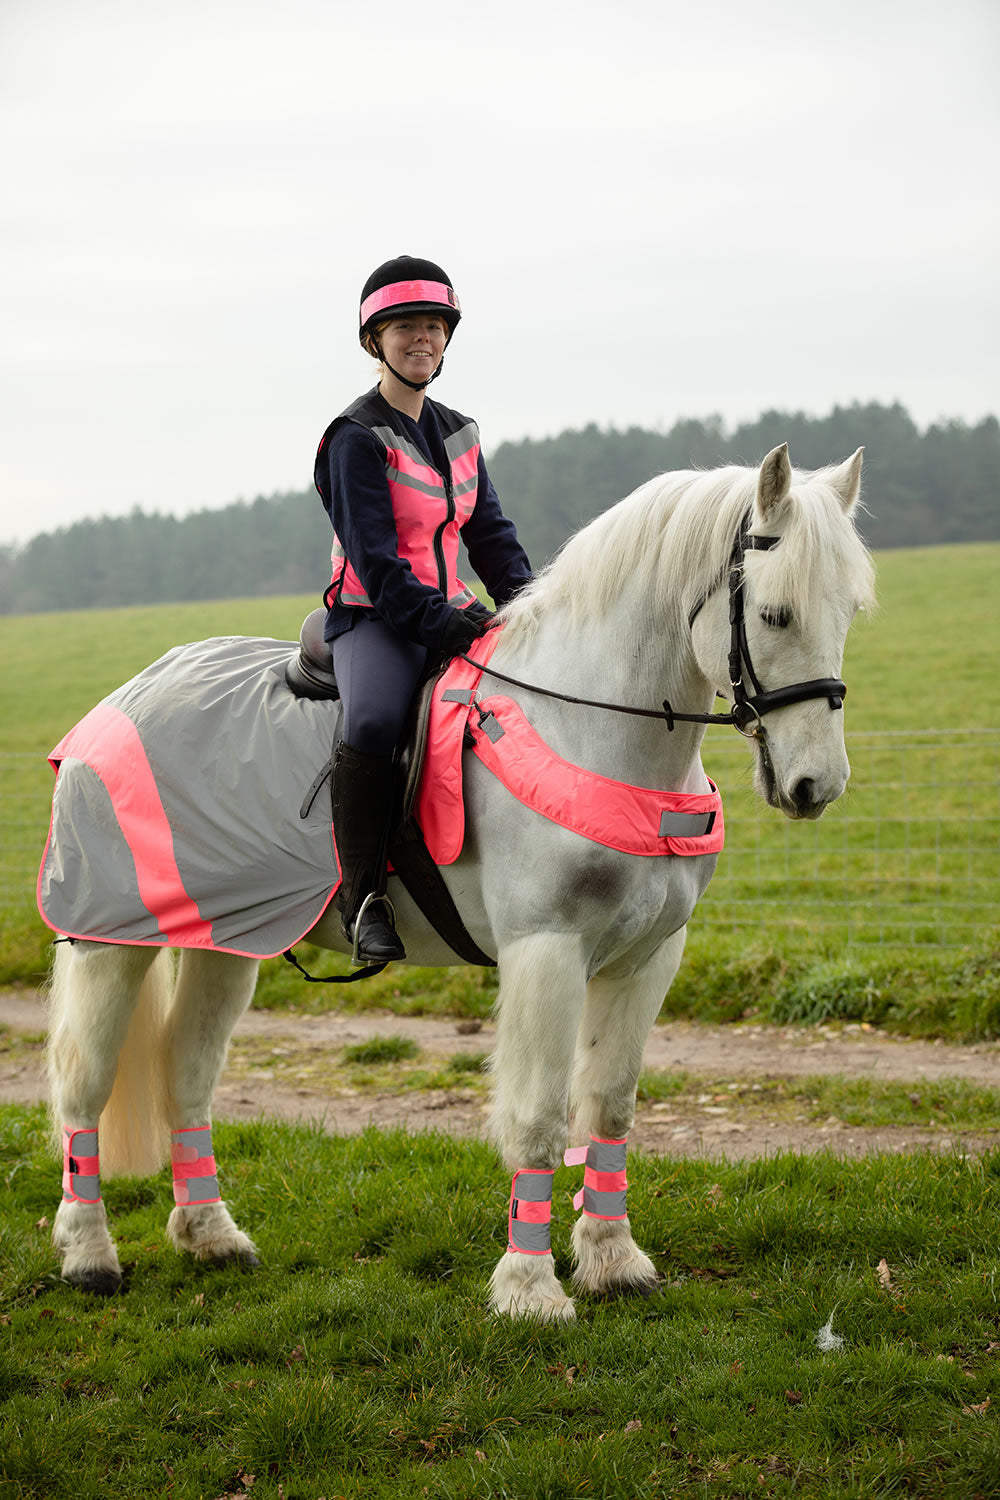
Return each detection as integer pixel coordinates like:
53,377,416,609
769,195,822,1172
46,443,874,1318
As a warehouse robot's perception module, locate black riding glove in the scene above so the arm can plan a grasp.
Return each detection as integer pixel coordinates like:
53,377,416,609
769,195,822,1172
439,608,490,660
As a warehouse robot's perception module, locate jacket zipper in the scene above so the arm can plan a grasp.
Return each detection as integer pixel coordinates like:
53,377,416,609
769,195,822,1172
432,467,454,598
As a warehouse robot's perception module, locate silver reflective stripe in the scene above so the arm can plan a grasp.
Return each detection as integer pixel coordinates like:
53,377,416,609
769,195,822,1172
582,1137,628,1220
443,421,480,461
658,809,716,839
370,423,429,468
384,465,446,499
441,688,474,704
448,585,478,606
509,1168,554,1255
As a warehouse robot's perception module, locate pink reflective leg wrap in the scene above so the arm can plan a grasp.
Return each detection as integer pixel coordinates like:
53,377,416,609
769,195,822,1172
507,1167,554,1255
563,1135,628,1220
171,1125,221,1206
62,1126,101,1203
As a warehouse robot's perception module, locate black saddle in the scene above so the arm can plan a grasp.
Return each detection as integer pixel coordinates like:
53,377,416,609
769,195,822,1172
285,608,339,700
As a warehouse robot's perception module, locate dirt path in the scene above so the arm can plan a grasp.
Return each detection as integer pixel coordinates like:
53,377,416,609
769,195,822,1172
4,988,999,1159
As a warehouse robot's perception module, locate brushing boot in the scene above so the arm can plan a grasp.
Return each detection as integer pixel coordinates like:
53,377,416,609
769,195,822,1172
331,741,405,963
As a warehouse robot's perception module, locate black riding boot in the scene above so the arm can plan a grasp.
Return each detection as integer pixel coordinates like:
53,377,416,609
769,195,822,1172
331,741,405,963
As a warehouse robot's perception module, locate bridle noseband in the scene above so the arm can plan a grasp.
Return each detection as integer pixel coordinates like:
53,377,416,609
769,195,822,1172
461,510,847,738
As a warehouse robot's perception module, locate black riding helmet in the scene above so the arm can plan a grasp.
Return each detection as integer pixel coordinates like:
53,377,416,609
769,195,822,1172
359,255,461,390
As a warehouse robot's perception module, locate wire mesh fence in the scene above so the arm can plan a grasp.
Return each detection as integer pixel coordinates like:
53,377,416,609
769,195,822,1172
3,730,999,950
698,728,1000,947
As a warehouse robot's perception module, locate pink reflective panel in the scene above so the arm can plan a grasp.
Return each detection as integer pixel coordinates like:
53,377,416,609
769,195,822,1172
48,704,214,946
563,1145,588,1166
172,1156,218,1181
513,1198,552,1224
360,279,457,325
584,1167,628,1193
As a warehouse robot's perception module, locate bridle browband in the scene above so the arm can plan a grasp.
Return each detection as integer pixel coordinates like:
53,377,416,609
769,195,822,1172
461,510,847,739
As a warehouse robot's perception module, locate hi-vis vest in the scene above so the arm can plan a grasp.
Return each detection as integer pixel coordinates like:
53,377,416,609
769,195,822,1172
317,390,481,612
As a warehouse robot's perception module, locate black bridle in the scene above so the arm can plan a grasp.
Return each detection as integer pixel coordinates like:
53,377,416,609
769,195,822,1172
461,510,847,739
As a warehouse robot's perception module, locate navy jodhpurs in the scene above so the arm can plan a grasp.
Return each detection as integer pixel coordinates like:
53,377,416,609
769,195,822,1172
332,614,428,758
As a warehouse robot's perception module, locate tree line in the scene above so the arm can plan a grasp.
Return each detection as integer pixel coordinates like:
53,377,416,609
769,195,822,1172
2,402,996,614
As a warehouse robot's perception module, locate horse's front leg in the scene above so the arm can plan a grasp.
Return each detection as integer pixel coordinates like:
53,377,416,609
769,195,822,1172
162,950,261,1268
568,929,686,1300
489,932,588,1322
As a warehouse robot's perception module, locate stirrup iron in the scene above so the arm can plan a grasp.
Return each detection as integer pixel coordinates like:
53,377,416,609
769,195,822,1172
351,889,398,967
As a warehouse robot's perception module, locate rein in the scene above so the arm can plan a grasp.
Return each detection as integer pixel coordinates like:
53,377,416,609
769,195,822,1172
462,512,847,739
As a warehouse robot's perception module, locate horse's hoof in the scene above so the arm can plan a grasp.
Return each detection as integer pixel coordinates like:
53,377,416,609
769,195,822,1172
65,1267,122,1297
600,1278,659,1302
211,1248,260,1271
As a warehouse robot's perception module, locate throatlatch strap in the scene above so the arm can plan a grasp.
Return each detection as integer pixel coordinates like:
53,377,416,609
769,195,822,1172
171,1125,221,1206
62,1126,100,1203
508,1168,554,1255
564,1136,628,1221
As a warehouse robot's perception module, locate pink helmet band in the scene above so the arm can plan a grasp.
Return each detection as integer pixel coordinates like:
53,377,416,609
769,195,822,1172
360,279,459,327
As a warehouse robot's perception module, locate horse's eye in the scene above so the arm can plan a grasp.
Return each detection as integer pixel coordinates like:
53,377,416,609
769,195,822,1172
761,607,791,629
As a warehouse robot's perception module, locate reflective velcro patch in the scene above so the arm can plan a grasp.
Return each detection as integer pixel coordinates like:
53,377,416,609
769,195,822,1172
658,809,716,839
171,1125,221,1206
62,1126,101,1203
508,1168,554,1255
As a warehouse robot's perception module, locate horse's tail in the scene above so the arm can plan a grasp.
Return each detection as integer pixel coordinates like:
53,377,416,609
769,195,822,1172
99,949,175,1178
47,943,176,1179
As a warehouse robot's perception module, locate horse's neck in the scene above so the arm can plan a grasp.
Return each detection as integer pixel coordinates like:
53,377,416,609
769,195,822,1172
494,598,714,793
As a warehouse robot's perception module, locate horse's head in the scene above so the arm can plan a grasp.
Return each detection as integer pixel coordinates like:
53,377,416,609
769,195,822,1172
691,443,875,820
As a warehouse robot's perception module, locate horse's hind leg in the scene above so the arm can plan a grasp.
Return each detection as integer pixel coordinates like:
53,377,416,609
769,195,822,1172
49,941,159,1294
163,950,261,1268
488,932,588,1322
568,930,686,1299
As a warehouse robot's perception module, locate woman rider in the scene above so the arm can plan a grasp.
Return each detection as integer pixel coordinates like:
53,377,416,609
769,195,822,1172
314,255,533,964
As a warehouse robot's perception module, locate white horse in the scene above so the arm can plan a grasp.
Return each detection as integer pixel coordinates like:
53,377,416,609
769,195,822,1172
46,443,874,1320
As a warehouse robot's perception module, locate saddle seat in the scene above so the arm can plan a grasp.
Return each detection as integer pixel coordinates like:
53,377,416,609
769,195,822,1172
284,608,340,700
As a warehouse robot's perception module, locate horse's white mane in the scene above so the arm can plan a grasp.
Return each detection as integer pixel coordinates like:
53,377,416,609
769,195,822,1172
499,460,875,643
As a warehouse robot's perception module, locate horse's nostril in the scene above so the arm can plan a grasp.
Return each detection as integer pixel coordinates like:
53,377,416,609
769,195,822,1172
793,778,816,811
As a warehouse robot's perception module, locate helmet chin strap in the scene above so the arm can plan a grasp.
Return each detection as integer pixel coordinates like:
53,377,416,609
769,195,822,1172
379,353,445,392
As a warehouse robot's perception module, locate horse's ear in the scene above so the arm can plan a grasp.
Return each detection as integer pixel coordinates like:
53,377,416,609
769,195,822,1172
756,443,792,519
828,447,864,513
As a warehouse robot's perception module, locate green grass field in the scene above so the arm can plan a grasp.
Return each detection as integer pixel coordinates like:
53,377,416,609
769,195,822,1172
1,543,998,1033
3,1108,1000,1500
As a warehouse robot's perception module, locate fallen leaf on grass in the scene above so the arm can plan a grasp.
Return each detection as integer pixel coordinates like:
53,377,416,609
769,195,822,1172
877,1258,897,1293
963,1398,991,1416
624,1419,642,1434
35,1216,50,1230
785,1390,803,1405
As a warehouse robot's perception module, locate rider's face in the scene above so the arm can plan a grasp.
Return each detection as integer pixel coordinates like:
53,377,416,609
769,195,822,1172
378,315,448,382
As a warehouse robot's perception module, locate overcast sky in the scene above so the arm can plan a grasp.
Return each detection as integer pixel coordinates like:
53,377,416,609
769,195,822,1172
1,0,997,548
